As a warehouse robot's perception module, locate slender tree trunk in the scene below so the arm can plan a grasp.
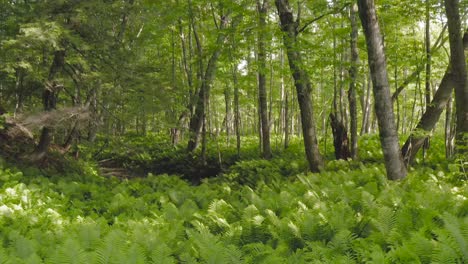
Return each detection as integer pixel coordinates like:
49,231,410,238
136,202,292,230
445,95,455,158
284,90,290,149
275,0,324,172
14,68,25,117
87,85,98,142
232,59,241,157
187,16,230,152
280,48,286,145
422,0,432,159
224,85,232,146
348,3,359,159
330,19,350,159
358,0,407,180
391,26,447,101
116,0,135,44
257,0,272,159
361,72,372,135
445,0,468,155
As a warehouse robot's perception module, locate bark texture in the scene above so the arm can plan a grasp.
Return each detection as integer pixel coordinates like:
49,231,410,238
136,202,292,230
257,0,272,159
330,113,351,160
187,16,229,152
357,0,407,180
445,0,468,155
275,0,324,172
349,3,359,159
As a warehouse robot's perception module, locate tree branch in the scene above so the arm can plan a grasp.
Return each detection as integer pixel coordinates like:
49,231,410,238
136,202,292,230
297,2,351,34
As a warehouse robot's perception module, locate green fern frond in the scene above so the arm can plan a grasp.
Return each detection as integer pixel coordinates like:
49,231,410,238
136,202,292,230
149,242,175,264
431,243,459,264
122,244,146,264
406,231,435,262
441,213,468,262
372,206,396,237
328,229,356,253
9,234,37,260
76,224,101,251
22,253,43,264
46,238,86,264
0,247,12,264
95,230,128,264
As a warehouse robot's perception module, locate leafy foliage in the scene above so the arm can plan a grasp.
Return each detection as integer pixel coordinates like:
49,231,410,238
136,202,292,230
0,137,466,263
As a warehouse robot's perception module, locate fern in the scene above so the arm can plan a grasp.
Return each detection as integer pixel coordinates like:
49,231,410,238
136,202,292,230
0,247,11,264
149,242,175,264
6,231,41,262
47,238,87,264
328,229,356,253
440,213,468,262
75,223,101,251
122,244,146,264
95,230,128,264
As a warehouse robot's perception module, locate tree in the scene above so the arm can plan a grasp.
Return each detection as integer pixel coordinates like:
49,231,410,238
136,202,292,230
348,3,359,160
30,50,66,161
275,0,324,172
357,0,407,180
401,29,468,165
256,0,272,159
444,0,468,156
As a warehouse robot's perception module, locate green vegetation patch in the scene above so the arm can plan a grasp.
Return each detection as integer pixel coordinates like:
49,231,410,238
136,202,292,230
0,157,467,263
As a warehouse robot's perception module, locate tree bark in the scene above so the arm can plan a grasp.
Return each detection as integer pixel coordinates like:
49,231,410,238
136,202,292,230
361,72,372,135
224,85,232,145
357,0,407,180
348,3,359,159
14,67,25,116
187,15,229,152
445,0,468,156
330,113,351,160
257,0,272,159
275,0,324,172
31,50,66,161
88,86,98,142
445,95,455,158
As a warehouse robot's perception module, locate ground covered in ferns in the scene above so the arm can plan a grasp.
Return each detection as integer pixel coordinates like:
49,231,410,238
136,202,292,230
0,134,467,263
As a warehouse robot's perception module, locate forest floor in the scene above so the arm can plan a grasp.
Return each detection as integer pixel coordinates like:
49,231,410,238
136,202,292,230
0,133,467,263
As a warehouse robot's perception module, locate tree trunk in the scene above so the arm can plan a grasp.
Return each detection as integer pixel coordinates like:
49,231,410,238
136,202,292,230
88,86,98,142
445,95,455,158
257,0,272,159
284,90,290,149
348,3,359,159
423,1,432,159
14,68,25,116
31,50,66,161
275,0,324,172
402,70,455,164
330,113,351,160
357,0,407,180
361,72,372,135
224,85,232,146
401,26,468,164
445,0,468,156
232,57,241,158
187,16,229,152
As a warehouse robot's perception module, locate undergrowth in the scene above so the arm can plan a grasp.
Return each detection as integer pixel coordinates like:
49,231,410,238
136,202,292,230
0,134,466,263
0,158,467,263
